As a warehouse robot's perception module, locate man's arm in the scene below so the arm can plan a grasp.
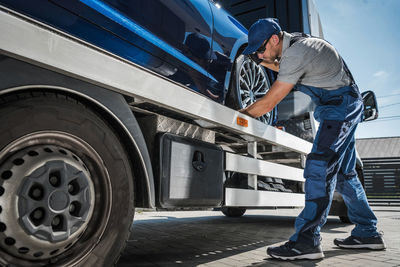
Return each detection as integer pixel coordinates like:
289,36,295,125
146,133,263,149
260,60,280,72
240,80,294,118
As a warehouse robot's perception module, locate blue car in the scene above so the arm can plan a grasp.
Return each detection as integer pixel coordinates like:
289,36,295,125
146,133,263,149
0,0,276,125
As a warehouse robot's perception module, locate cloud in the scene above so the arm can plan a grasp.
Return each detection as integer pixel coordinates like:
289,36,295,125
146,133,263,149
373,70,389,78
372,71,390,85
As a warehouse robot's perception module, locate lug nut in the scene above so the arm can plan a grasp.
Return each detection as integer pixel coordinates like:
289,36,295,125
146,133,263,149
29,185,44,200
30,208,46,226
69,202,81,217
52,216,61,226
33,209,44,220
69,203,76,213
49,176,59,187
68,180,80,195
32,188,42,198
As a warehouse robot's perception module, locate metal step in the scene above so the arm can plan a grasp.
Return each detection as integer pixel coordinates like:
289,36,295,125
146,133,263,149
225,188,305,207
225,152,304,182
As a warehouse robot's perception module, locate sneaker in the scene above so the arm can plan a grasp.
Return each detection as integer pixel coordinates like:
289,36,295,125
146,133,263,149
334,234,386,250
267,241,324,260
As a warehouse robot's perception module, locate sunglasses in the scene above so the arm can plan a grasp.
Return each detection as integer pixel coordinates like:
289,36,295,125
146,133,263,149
255,38,270,54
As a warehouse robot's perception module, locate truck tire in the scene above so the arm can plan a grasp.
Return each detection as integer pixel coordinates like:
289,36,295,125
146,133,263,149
221,207,246,217
0,92,134,267
226,55,276,125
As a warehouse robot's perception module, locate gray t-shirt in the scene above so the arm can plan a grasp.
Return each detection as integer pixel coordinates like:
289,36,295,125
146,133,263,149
277,32,351,90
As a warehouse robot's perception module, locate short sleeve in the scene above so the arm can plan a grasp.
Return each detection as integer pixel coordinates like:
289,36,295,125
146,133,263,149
277,54,306,85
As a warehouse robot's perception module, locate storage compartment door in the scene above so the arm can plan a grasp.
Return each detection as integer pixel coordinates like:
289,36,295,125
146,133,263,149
159,133,223,208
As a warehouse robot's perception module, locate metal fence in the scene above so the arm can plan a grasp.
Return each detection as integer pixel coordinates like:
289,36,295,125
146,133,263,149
363,157,400,205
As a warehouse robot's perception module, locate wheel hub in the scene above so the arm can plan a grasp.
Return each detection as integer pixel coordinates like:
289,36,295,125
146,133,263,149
0,144,95,260
49,190,69,211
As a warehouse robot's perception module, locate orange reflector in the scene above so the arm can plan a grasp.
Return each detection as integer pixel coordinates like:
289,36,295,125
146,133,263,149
237,117,248,127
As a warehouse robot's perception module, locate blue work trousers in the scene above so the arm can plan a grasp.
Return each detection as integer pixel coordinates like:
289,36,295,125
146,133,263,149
289,84,378,247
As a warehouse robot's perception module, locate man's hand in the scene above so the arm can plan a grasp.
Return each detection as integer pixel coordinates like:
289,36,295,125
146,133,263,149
239,80,294,118
238,108,253,117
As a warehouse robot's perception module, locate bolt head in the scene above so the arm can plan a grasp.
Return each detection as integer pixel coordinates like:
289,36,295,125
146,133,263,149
69,204,76,213
49,176,59,186
33,209,44,220
32,188,42,198
52,216,60,226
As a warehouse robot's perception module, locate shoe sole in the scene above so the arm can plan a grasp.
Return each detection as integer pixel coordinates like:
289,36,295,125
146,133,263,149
268,252,325,260
335,243,386,250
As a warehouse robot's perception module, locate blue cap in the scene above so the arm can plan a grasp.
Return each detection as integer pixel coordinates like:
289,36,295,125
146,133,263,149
243,18,282,55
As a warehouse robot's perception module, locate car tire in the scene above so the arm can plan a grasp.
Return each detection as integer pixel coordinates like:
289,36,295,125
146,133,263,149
221,207,246,217
0,92,134,267
226,55,276,125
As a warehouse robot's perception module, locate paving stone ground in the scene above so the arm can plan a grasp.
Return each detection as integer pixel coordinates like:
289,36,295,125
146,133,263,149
116,206,400,267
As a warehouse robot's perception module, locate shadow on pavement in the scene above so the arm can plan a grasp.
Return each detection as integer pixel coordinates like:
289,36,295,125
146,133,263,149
116,213,358,267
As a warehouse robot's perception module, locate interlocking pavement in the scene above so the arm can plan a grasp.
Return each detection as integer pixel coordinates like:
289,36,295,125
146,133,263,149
117,206,400,267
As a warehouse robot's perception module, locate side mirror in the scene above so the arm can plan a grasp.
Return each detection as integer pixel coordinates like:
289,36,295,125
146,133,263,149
361,90,379,122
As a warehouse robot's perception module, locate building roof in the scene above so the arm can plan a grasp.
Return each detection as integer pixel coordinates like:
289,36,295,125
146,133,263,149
356,136,400,158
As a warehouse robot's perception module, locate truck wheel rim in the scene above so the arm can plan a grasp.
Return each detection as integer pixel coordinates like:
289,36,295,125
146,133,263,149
238,57,273,124
0,131,106,261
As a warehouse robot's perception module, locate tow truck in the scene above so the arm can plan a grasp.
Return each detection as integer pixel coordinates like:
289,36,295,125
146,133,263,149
0,1,378,266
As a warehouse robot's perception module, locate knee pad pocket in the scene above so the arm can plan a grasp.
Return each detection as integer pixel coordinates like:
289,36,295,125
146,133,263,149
304,151,337,200
304,159,328,200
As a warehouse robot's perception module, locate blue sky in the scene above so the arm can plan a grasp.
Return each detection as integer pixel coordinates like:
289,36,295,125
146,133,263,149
314,0,400,139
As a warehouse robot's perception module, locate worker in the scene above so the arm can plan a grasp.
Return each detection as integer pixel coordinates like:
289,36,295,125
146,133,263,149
240,18,385,260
